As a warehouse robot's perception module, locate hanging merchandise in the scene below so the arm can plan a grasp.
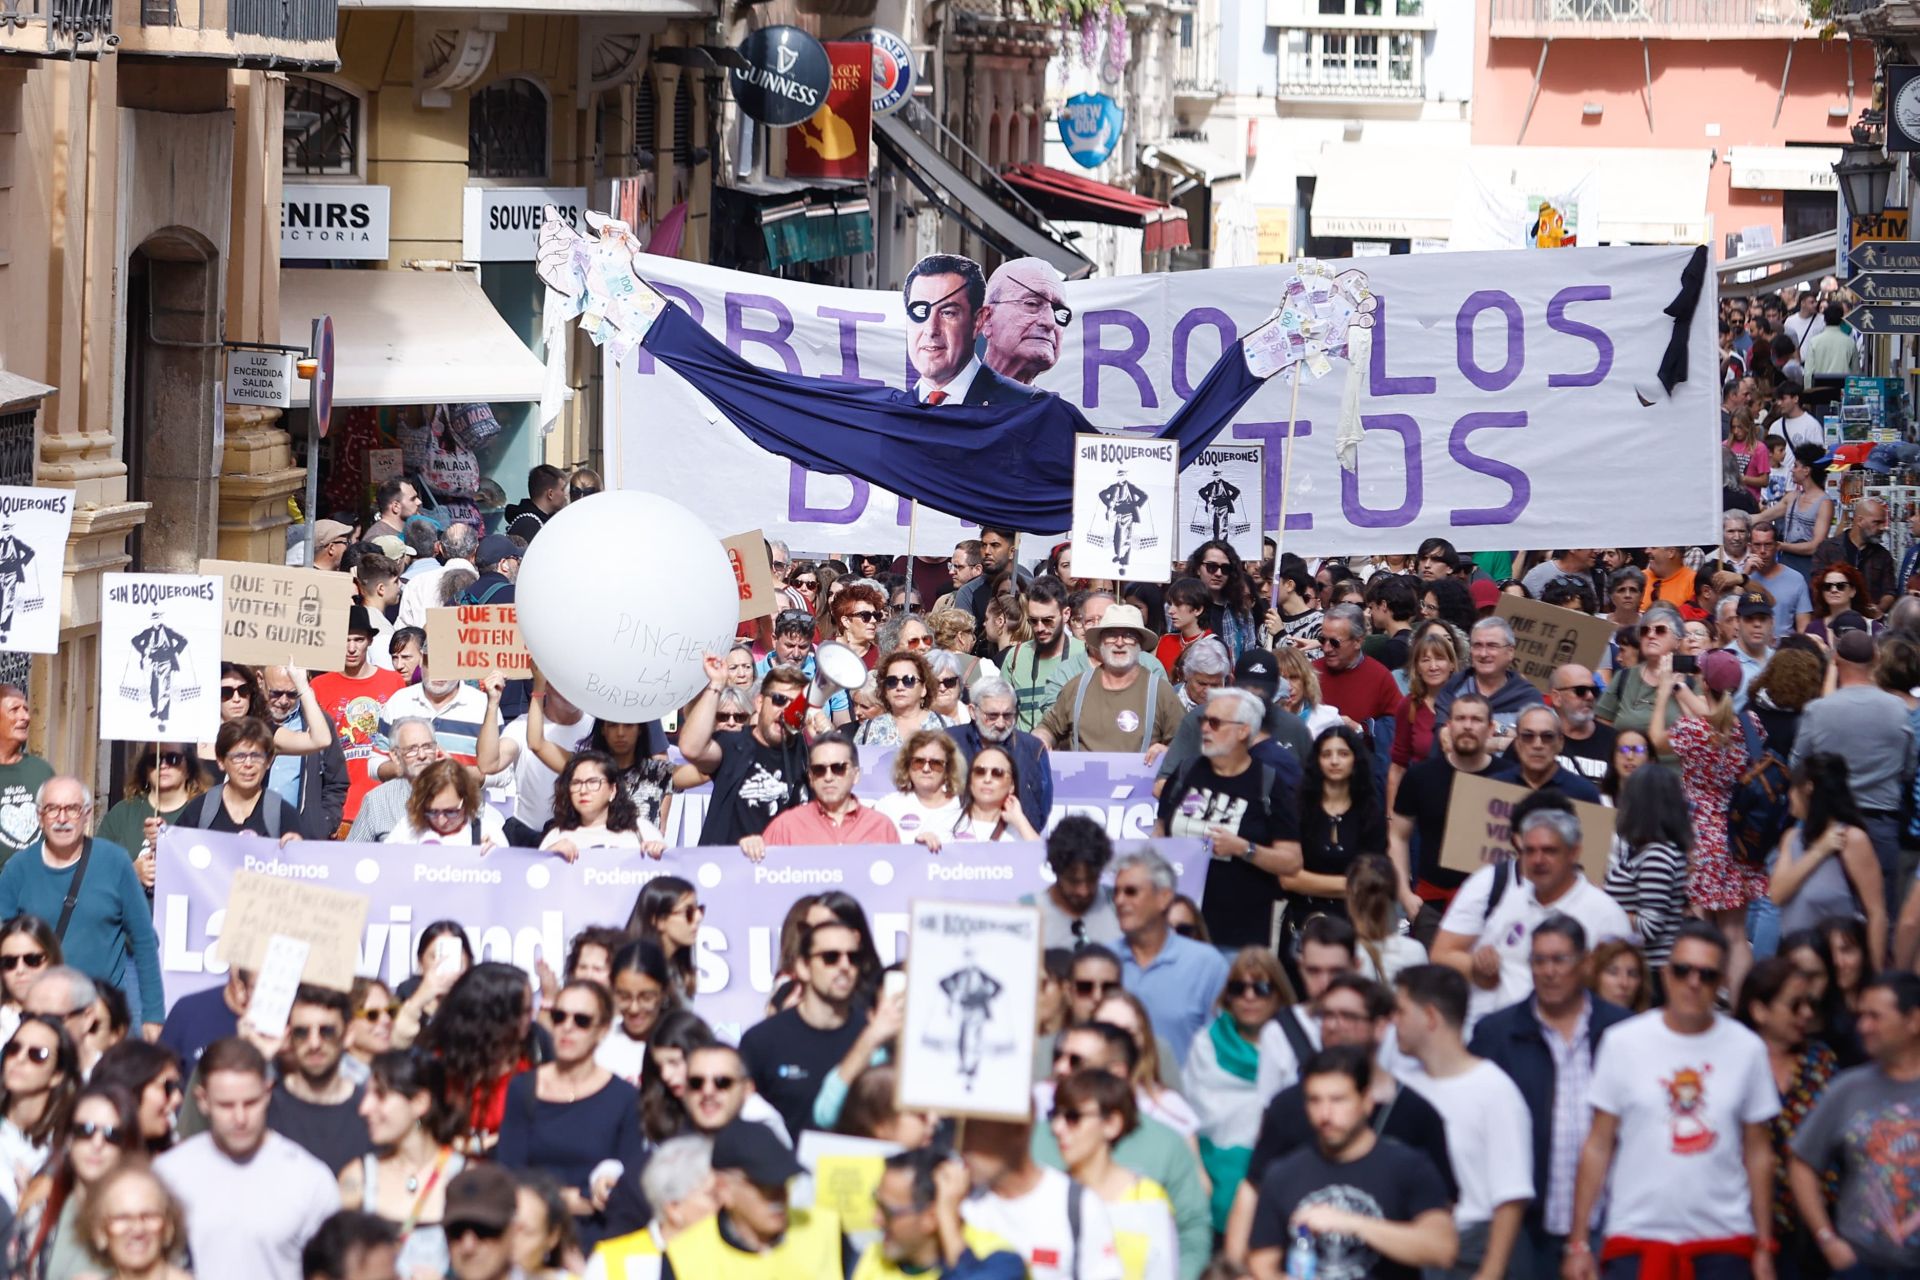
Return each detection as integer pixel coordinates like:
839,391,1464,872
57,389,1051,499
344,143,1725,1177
321,406,387,514
445,402,505,451
400,406,482,501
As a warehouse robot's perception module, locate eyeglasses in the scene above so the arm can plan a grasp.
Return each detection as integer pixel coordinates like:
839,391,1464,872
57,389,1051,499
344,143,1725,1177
905,278,970,324
224,751,268,766
809,760,852,778
3,1042,51,1064
687,1074,739,1093
1319,634,1346,649
971,764,1008,780
358,1005,395,1023
793,578,818,590
1317,1008,1372,1025
1553,685,1600,700
677,902,705,921
995,279,1073,326
1822,581,1852,592
1072,979,1118,998
265,688,299,702
106,1211,165,1235
1048,1106,1102,1127
1026,614,1057,628
1617,744,1648,758
1516,730,1560,743
1641,624,1673,637
764,691,795,709
1052,1050,1088,1071
290,1024,341,1043
977,710,1014,723
69,1121,121,1144
1668,961,1724,987
425,807,468,825
1226,980,1275,999
569,776,610,791
905,635,935,651
37,803,84,818
811,949,857,968
846,610,879,624
220,685,249,700
715,712,750,726
1173,923,1200,939
1200,715,1243,733
1199,560,1230,573
446,1221,508,1243
614,988,663,1010
0,953,45,973
937,677,959,690
909,756,947,773
551,1009,599,1031
882,674,920,690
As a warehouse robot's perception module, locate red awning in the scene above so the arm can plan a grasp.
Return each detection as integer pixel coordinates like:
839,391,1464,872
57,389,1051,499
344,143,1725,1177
1001,163,1190,254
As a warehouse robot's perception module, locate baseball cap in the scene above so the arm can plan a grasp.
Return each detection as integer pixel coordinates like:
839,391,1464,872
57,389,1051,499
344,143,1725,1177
370,534,417,561
1233,649,1280,694
1698,648,1743,695
476,534,520,569
313,519,352,549
712,1119,804,1187
1836,629,1877,665
1829,610,1870,637
347,604,376,638
1734,590,1773,619
1470,579,1502,611
441,1163,518,1232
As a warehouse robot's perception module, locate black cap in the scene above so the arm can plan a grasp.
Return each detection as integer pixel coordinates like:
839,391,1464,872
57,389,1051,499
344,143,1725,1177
1734,590,1773,619
1233,648,1280,694
442,1163,518,1231
347,604,377,637
711,1119,804,1186
476,533,520,569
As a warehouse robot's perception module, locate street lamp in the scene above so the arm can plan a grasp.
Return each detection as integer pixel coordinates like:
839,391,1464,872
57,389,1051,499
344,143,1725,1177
1834,140,1895,220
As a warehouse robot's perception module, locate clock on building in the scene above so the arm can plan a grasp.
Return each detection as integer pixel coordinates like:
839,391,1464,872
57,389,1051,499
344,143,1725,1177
1889,64,1920,153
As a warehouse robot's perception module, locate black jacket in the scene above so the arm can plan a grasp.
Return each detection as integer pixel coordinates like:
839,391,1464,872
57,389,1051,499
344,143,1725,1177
1468,994,1633,1224
503,499,547,543
299,739,350,839
963,361,1045,407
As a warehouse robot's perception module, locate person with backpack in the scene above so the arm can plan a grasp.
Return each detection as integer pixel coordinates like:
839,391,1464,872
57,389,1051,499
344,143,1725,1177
169,717,315,843
1648,647,1766,996
1769,754,1888,966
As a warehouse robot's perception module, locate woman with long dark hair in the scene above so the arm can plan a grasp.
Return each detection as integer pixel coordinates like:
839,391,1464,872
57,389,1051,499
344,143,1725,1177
337,1050,466,1280
2,1081,142,1279
1819,915,1876,1068
1184,539,1257,660
598,941,678,1088
94,745,206,894
0,917,59,1047
1604,764,1693,974
950,743,1039,843
1771,755,1887,971
206,661,332,762
88,1042,181,1157
541,750,661,860
519,680,676,833
628,876,701,1001
392,920,474,1049
1281,726,1385,945
0,1016,80,1211
418,963,546,1151
637,1010,716,1146
1736,957,1837,1280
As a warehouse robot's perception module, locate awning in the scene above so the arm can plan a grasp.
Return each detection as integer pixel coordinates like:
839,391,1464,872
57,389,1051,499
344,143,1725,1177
1140,138,1242,186
1715,229,1839,287
279,267,547,408
874,113,1093,279
1310,143,1712,245
1000,164,1190,254
1728,145,1840,192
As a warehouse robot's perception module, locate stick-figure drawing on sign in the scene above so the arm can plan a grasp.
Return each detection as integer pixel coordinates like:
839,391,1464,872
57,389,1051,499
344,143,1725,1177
940,955,1003,1091
0,520,39,644
1094,468,1152,574
124,610,194,729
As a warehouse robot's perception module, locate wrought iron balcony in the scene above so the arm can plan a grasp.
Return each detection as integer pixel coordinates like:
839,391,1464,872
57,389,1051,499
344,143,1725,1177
119,0,336,69
1488,0,1811,39
0,0,117,59
1278,27,1423,102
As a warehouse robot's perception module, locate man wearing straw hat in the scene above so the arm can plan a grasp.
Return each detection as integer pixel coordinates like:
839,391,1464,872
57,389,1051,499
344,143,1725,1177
1035,605,1184,756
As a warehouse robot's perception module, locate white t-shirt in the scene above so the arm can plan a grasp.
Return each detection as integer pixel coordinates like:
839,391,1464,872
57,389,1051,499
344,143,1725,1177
1589,1011,1778,1243
540,822,656,853
491,712,598,828
382,806,508,847
873,791,962,842
155,1131,339,1280
596,1023,647,1086
1399,1058,1536,1227
1254,1005,1322,1104
1442,871,1631,1031
962,1166,1124,1280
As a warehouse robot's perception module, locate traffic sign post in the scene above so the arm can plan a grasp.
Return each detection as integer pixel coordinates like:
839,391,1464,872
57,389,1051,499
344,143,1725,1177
1846,303,1920,335
304,315,335,567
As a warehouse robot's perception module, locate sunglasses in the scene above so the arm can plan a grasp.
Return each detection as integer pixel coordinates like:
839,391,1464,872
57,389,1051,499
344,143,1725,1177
882,674,920,690
265,688,299,702
1618,744,1649,758
794,578,818,589
69,1121,121,1144
1641,624,1673,637
446,1221,508,1243
1199,561,1230,573
687,1074,739,1093
1052,1050,1088,1071
1516,730,1559,743
765,691,795,709
971,764,1008,780
1048,1106,1101,1127
3,1042,50,1064
909,756,947,772
1668,961,1724,987
937,676,959,690
846,610,879,624
155,751,187,767
811,949,857,968
291,1025,341,1043
1554,685,1599,698
358,1005,395,1022
0,953,46,973
220,685,249,699
809,760,852,778
1227,980,1275,999
1173,923,1200,939
1072,979,1118,998
905,278,970,324
716,712,750,726
552,1009,599,1031
1823,581,1852,592
1200,715,1242,732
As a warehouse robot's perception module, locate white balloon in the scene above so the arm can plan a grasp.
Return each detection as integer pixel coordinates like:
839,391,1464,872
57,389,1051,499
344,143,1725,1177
515,491,738,722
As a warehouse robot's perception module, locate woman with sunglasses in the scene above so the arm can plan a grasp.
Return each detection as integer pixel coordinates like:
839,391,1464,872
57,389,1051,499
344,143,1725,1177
853,649,950,748
786,561,820,609
923,649,972,725
1595,602,1689,750
338,1050,466,1280
950,744,1039,843
1806,561,1880,642
205,661,332,765
72,1164,189,1280
94,745,205,895
1771,756,1887,984
0,918,58,1049
1049,1069,1178,1280
1185,949,1291,1231
1092,990,1200,1139
628,877,702,1005
1184,539,1258,661
831,583,888,672
382,759,505,850
88,1043,181,1158
5,1081,141,1280
496,980,644,1251
344,977,396,1081
0,1015,79,1213
1598,729,1652,808
540,752,663,862
1736,957,1837,1280
874,730,963,852
1167,897,1208,945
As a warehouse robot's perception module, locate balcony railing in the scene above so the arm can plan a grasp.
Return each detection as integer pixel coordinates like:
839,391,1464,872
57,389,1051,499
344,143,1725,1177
1174,17,1220,96
117,0,336,67
1489,0,1810,38
1279,29,1422,101
230,0,332,43
0,0,117,58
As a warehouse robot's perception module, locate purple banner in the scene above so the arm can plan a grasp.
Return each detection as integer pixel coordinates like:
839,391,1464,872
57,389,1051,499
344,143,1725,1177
155,827,1210,1040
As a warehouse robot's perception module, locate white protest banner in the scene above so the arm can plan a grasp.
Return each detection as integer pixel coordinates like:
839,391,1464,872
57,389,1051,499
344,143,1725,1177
895,899,1041,1121
98,573,222,742
0,487,74,655
1179,442,1263,561
1071,434,1176,582
605,247,1718,556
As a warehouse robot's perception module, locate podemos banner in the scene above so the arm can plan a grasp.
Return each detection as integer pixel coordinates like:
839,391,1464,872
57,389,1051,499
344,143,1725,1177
604,248,1718,557
155,830,1210,1040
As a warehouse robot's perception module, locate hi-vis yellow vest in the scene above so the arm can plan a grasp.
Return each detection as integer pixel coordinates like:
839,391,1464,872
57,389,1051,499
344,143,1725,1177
587,1224,664,1279
664,1208,844,1278
851,1224,1017,1280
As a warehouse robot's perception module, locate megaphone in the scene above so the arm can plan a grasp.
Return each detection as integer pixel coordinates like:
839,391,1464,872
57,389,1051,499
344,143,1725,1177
782,641,870,731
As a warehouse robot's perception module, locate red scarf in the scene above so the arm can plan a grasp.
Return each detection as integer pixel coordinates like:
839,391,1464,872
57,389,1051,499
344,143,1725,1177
1600,1234,1761,1280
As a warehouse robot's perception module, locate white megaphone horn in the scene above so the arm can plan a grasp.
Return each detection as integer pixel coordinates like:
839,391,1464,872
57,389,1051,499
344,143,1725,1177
783,641,869,731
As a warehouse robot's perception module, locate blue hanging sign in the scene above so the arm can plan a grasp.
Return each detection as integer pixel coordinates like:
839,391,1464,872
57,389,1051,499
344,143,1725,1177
1059,93,1124,169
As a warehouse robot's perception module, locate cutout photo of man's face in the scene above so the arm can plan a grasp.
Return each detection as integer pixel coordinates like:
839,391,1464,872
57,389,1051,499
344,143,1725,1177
979,260,1068,385
906,271,977,388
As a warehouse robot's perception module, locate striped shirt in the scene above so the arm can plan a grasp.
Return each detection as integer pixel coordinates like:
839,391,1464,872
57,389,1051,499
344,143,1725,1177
1602,838,1689,967
377,684,490,765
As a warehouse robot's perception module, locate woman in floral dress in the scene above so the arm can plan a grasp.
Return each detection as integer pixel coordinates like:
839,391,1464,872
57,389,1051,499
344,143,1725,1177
1648,648,1767,995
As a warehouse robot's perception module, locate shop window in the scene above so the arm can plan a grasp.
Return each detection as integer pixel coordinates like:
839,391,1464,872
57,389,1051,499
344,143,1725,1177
284,77,360,178
469,77,549,180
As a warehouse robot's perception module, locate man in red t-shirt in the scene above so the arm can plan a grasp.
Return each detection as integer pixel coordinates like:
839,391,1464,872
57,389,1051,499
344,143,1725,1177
1313,604,1404,738
309,606,404,822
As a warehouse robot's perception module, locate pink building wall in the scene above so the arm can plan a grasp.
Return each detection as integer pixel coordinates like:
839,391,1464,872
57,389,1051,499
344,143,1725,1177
1473,18,1872,257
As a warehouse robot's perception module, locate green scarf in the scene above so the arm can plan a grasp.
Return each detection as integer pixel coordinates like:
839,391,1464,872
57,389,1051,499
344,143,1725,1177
1209,1009,1258,1083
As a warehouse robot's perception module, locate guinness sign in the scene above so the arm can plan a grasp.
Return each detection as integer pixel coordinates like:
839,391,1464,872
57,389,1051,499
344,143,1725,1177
730,25,832,128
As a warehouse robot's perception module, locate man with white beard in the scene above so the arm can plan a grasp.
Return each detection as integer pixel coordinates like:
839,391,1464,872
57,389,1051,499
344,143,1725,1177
1537,664,1614,786
948,676,1052,823
1035,606,1184,756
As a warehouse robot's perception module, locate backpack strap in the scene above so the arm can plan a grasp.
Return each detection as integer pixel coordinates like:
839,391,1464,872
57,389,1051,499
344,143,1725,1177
1066,1177,1084,1280
471,817,483,845
1139,670,1164,745
53,838,95,943
1276,1006,1316,1082
1488,859,1513,916
1069,672,1093,753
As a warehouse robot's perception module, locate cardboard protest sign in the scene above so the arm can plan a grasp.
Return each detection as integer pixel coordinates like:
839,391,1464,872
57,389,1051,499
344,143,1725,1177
0,487,74,655
722,530,780,623
1439,773,1616,884
199,559,355,671
367,448,404,484
896,900,1041,1121
1179,443,1264,561
1072,434,1176,583
1495,595,1614,692
98,573,222,742
425,605,530,680
216,868,370,992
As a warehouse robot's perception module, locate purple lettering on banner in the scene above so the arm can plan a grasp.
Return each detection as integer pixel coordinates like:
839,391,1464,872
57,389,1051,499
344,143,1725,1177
1456,291,1525,393
1340,415,1424,528
632,284,702,375
1083,310,1157,410
1448,412,1530,526
1171,309,1236,401
1369,297,1437,397
788,465,868,525
1233,420,1314,532
1545,286,1614,388
725,294,801,373
817,308,889,388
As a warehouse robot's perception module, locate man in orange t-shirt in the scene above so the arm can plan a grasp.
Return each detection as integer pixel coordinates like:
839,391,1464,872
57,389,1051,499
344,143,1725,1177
309,606,404,822
1643,546,1697,610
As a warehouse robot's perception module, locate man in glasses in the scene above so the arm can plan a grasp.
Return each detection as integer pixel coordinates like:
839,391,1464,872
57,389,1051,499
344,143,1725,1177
259,665,349,840
157,1037,340,1280
1566,921,1779,1280
1312,604,1403,747
953,677,1053,828
856,1144,1025,1280
935,539,983,614
740,917,872,1140
0,776,163,1038
667,1119,846,1274
681,659,812,853
1469,915,1631,1280
1532,664,1614,784
1488,706,1601,803
345,718,441,843
1430,617,1542,747
978,257,1070,387
267,985,373,1174
761,731,899,848
0,683,52,868
1036,606,1183,755
438,1163,523,1280
1742,523,1812,637
904,254,1040,409
1001,577,1081,731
